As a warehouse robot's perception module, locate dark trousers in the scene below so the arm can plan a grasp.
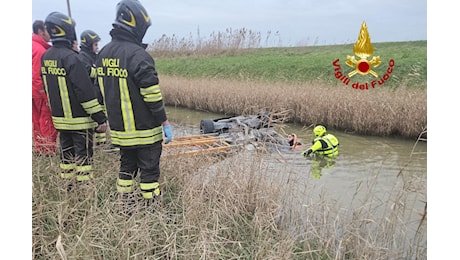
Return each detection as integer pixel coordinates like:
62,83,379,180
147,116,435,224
118,142,162,183
59,129,95,181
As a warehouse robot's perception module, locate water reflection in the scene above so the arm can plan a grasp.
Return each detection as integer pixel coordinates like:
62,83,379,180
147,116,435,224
165,105,427,253
166,105,427,181
166,105,427,204
307,156,337,179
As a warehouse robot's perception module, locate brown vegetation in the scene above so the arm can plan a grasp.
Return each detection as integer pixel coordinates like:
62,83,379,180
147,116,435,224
161,75,427,139
32,147,426,259
148,27,282,57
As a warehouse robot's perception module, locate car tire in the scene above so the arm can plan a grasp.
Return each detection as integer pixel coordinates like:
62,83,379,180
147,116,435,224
200,119,215,134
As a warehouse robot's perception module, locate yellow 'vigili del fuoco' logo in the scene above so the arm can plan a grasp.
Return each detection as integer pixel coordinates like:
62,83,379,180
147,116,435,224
346,22,381,77
332,21,395,90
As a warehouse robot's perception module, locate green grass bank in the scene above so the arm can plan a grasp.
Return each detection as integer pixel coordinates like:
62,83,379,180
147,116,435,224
152,41,427,89
150,41,427,139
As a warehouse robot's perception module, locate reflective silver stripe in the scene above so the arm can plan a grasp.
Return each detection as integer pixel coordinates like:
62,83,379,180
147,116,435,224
140,182,160,199
110,126,163,146
119,78,135,132
60,172,75,179
43,75,49,98
322,137,338,156
52,116,97,130
60,163,76,170
117,178,134,193
58,76,72,118
140,84,162,102
90,67,97,78
98,77,105,99
76,164,92,172
81,99,103,114
76,173,93,181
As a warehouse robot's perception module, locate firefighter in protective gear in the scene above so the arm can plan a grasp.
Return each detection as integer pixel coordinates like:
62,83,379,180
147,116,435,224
301,125,339,179
78,30,110,147
95,0,173,215
301,125,339,158
79,29,101,84
42,12,107,188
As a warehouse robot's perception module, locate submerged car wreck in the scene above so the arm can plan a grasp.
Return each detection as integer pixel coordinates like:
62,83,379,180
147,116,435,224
199,111,292,148
162,111,295,158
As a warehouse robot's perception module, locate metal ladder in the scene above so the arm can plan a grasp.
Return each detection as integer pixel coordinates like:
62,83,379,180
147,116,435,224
162,134,233,158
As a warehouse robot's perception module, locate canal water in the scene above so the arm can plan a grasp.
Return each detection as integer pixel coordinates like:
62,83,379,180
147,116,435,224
166,105,427,180
165,105,427,255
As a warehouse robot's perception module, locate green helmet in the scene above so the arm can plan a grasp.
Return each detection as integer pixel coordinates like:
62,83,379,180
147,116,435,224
313,125,326,137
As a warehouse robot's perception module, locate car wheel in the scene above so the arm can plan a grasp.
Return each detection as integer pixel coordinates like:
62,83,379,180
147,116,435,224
200,119,215,134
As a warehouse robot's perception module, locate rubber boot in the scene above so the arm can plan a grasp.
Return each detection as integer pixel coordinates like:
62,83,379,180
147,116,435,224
119,192,138,217
140,194,162,215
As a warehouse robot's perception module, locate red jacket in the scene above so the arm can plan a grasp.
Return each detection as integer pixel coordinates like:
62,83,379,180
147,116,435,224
32,33,50,99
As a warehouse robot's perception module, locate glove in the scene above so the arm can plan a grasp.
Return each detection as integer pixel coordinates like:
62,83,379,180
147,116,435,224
162,124,173,144
301,149,312,157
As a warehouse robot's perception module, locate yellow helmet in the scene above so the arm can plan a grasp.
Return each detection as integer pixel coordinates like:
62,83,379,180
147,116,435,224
313,125,326,137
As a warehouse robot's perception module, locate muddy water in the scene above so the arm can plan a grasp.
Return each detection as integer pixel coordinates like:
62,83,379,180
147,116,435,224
166,106,427,180
166,106,427,253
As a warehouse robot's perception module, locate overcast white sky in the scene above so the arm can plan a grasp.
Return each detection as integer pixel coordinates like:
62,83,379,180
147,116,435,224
31,0,427,47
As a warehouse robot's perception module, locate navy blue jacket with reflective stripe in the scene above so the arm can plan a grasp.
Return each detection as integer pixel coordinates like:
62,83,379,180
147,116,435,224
41,42,107,130
95,28,167,147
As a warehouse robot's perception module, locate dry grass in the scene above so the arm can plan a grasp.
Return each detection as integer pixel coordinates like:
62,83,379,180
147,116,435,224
32,142,426,259
161,75,427,139
148,27,282,58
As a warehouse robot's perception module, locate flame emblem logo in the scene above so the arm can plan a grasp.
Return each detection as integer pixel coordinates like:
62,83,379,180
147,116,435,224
345,22,381,77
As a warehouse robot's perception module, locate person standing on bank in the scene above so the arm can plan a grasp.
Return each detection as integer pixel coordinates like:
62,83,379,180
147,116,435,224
32,20,58,156
95,0,173,214
41,12,107,189
78,30,110,148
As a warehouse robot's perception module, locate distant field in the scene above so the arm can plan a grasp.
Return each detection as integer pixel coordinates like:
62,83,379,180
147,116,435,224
149,41,426,139
151,41,427,90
